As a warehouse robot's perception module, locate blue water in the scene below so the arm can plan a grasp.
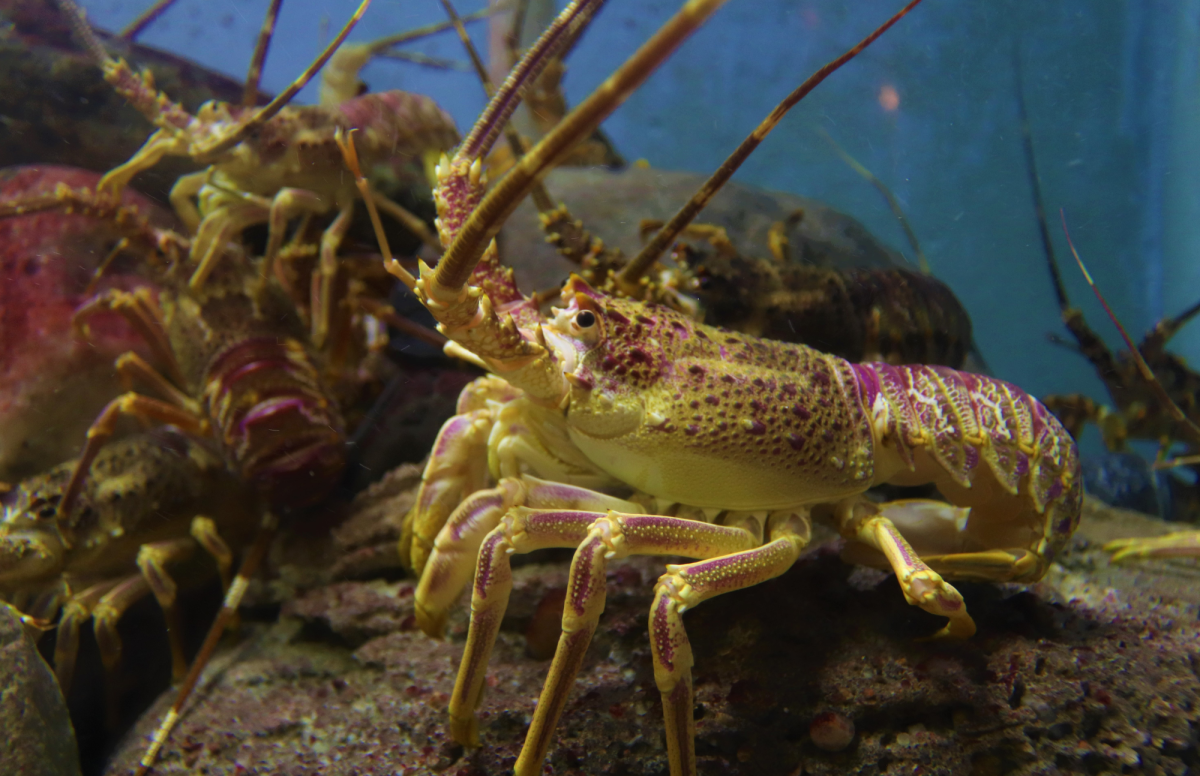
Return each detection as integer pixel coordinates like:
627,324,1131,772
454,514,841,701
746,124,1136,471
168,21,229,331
78,0,1199,458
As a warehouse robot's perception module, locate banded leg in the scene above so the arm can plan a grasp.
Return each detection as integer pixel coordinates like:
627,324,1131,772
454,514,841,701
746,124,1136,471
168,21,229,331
835,498,975,639
93,575,155,729
415,475,643,636
168,171,206,233
840,499,1047,583
452,508,771,773
1105,531,1200,561
135,512,279,776
311,202,355,350
647,515,809,776
136,537,198,681
55,580,119,695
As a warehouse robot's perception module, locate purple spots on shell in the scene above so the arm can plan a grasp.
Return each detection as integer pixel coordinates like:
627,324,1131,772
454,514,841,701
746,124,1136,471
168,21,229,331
689,399,700,409
792,404,811,420
685,424,699,436
788,433,806,451
601,356,618,372
744,419,766,436
721,375,735,384
688,364,705,376
704,395,719,406
964,445,980,471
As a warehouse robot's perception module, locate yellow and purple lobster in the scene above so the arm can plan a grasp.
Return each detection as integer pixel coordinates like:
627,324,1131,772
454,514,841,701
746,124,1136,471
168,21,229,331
343,1,1085,775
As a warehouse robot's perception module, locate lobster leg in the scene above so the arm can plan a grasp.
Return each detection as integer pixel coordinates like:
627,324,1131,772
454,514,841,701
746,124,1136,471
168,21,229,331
839,499,1048,583
648,515,809,776
311,202,355,349
93,574,155,729
1105,531,1200,561
405,409,497,573
189,201,270,291
415,475,643,637
190,517,234,596
168,171,207,233
259,188,329,303
836,498,975,639
54,579,119,695
135,537,198,682
75,287,189,389
98,130,189,195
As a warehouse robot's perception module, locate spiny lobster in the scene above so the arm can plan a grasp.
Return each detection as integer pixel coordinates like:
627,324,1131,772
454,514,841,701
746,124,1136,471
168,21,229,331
343,1,1082,775
0,428,256,726
0,184,347,775
56,0,459,348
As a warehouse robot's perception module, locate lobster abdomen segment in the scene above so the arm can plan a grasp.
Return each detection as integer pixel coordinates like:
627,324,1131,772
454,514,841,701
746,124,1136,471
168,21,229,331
852,362,1081,567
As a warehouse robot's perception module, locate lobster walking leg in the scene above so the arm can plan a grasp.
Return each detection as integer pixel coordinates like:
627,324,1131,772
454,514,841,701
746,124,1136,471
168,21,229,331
135,537,198,681
648,517,809,776
415,476,642,636
835,498,974,639
1105,531,1200,560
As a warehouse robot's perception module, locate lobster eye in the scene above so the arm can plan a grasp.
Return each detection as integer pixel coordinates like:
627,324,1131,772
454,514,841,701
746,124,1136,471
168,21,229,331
575,310,597,329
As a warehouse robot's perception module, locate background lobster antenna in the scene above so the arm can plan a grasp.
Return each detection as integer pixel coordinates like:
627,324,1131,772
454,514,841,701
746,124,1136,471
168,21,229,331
243,0,285,107
1061,210,1200,448
194,0,374,159
120,0,183,41
818,127,929,274
52,0,114,67
617,0,925,292
1015,41,1068,312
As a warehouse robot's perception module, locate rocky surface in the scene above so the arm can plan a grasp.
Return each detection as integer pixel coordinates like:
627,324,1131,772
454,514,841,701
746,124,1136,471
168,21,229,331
0,603,83,776
498,166,910,295
102,491,1200,776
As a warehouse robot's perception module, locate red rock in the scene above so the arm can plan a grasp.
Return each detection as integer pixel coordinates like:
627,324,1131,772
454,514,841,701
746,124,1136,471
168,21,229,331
0,165,174,480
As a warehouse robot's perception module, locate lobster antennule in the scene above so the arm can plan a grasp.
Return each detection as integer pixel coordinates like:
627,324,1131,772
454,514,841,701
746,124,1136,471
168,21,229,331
430,0,731,300
617,0,925,290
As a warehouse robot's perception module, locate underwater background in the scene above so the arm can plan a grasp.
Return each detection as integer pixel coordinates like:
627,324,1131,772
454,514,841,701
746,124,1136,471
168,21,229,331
73,0,1200,460
9,2,1200,774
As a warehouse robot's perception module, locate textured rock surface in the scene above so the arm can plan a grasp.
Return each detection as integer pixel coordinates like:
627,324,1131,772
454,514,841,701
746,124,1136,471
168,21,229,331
0,604,83,776
105,494,1200,776
0,165,175,481
499,166,909,294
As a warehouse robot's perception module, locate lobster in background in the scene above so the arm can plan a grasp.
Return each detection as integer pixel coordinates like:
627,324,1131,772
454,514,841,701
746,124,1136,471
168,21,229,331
55,0,459,351
0,428,256,728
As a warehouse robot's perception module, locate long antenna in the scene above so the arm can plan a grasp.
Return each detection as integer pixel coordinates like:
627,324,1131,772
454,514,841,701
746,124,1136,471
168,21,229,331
194,0,374,159
1014,42,1067,311
819,127,929,273
242,0,284,107
616,0,925,292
